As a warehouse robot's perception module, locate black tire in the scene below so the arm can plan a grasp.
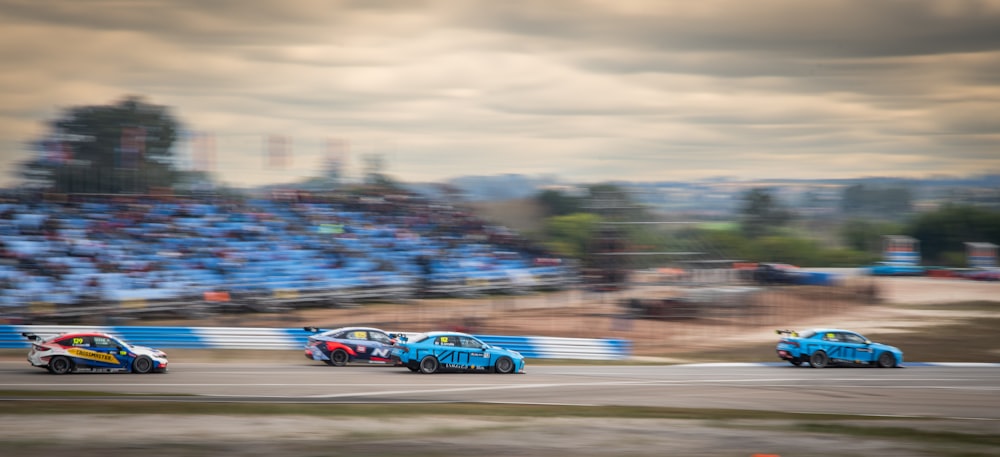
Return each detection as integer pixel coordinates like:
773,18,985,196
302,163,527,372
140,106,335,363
419,356,439,374
789,359,803,367
809,351,828,368
494,357,515,374
877,352,897,368
133,356,153,374
329,349,349,367
49,356,72,375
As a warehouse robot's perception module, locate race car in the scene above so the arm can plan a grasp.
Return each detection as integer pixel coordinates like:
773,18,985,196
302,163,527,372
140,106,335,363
24,331,168,374
775,328,903,368
303,326,399,366
392,331,525,374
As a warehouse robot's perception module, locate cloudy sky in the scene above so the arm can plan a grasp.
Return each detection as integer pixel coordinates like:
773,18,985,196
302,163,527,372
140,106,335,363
2,0,999,188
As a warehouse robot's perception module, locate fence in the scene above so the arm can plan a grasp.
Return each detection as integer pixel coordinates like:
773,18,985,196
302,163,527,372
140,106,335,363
0,325,631,361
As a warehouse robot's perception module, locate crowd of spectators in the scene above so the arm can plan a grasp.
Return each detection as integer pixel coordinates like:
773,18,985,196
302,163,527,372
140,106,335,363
0,190,573,318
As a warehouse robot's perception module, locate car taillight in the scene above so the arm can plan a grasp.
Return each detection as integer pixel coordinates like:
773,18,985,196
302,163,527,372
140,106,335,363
33,344,50,352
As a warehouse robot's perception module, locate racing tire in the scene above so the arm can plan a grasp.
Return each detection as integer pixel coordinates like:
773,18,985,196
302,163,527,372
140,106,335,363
48,356,72,375
419,356,439,374
133,356,153,374
876,352,897,368
330,349,349,367
809,351,829,369
494,357,515,374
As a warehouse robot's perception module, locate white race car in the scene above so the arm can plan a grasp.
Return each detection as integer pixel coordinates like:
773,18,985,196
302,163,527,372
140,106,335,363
24,331,169,374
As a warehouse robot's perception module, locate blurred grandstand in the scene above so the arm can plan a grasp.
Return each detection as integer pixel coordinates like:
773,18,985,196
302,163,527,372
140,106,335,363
0,190,577,324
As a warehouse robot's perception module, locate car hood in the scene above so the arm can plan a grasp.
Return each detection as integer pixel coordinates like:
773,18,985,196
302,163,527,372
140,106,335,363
490,346,523,358
131,345,167,358
869,342,901,353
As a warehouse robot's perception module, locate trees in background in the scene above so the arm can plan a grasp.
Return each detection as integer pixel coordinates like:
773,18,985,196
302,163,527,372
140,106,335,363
841,184,914,218
19,96,182,194
907,204,1000,265
738,188,793,239
533,185,1000,268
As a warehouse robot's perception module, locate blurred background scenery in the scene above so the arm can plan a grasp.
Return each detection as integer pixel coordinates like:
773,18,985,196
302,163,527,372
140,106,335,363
1,1,999,350
3,3,1000,456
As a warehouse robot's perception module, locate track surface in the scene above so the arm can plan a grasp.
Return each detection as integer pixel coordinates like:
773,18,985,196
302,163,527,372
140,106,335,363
2,361,999,420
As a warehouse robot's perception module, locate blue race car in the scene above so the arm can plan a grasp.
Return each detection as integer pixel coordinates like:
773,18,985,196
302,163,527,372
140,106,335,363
392,331,525,374
303,326,399,366
866,262,925,276
775,328,903,368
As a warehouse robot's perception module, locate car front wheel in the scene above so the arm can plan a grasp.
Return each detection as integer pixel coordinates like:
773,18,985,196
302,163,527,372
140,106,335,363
877,352,897,368
809,351,828,368
494,357,515,374
133,356,153,374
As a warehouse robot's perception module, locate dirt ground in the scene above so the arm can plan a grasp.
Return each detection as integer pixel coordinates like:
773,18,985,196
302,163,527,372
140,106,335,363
3,414,994,457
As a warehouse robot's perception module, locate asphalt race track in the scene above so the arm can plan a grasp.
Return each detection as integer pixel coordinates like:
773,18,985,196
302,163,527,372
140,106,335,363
2,361,999,421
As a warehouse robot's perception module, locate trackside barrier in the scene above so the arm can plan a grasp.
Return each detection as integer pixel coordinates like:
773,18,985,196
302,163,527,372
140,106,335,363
0,325,632,360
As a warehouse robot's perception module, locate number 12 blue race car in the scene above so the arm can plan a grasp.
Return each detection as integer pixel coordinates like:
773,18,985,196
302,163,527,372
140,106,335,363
775,328,903,368
392,331,525,374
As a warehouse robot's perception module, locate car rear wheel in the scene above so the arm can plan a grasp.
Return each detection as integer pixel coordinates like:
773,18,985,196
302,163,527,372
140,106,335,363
133,356,153,374
419,356,439,374
877,352,897,368
330,349,349,367
494,357,515,374
809,351,828,368
49,356,72,375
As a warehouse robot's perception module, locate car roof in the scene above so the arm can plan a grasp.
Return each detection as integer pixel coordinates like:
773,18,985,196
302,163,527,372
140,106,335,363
45,331,117,341
807,328,861,335
323,326,387,334
423,331,476,338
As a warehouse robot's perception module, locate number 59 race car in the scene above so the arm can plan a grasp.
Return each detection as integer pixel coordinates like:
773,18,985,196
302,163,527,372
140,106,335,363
24,331,169,374
775,328,903,368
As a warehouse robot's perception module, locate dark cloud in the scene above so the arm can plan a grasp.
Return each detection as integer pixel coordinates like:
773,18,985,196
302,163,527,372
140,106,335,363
1,0,998,186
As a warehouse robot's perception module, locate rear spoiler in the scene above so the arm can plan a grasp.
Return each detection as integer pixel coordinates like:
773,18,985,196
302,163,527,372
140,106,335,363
775,329,799,337
22,332,41,342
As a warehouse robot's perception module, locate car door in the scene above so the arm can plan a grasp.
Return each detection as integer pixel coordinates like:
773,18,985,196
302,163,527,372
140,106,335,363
818,332,851,362
431,335,467,368
58,335,95,367
345,330,375,361
366,331,394,362
459,336,492,369
90,335,131,370
840,332,874,363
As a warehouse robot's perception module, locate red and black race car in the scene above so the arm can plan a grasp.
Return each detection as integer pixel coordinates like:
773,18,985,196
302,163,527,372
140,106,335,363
303,326,399,366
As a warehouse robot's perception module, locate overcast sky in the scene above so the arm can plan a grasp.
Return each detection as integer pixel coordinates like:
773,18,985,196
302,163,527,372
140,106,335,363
2,0,999,188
